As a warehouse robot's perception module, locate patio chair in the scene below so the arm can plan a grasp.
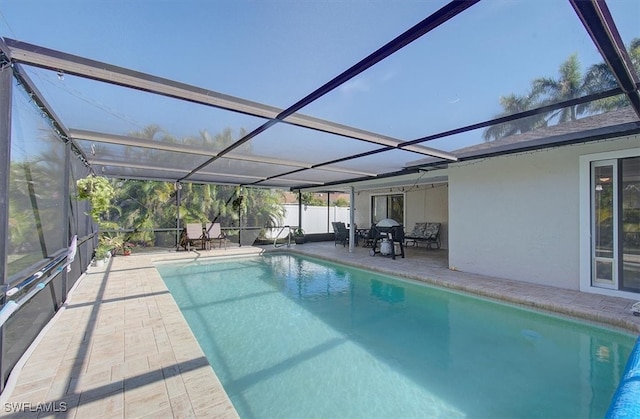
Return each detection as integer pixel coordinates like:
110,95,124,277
355,226,369,246
361,224,378,248
184,223,205,251
332,221,349,247
404,222,441,249
205,222,227,250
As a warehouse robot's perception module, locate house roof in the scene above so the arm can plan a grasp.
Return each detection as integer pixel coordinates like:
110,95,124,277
406,106,640,169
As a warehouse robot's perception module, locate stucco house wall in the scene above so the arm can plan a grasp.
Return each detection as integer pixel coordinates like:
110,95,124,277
448,136,639,291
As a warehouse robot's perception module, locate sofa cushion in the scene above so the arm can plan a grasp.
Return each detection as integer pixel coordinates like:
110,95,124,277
408,222,427,238
424,223,440,239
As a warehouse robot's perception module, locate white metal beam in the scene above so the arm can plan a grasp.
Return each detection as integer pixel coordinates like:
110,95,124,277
6,39,280,120
7,39,458,162
89,159,266,180
71,128,379,177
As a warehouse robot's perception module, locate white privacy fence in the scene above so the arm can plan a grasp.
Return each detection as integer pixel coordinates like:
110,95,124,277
265,204,352,238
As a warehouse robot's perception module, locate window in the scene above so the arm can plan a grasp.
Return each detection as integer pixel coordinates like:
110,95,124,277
371,194,404,225
591,161,617,288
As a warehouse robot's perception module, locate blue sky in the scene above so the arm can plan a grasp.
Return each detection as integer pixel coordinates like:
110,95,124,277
1,0,638,155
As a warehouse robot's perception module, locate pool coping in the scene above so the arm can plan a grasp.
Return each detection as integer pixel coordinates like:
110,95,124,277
284,245,640,335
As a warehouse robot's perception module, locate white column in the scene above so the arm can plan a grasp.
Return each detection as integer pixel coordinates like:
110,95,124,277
349,187,355,253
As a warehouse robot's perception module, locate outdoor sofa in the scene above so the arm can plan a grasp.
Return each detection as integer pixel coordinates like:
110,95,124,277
404,222,441,249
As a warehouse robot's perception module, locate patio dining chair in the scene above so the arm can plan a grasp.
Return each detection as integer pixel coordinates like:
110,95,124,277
205,222,227,250
361,224,378,248
332,221,349,247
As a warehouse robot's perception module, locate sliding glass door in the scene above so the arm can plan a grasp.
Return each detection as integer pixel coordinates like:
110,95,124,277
590,157,640,293
620,157,640,292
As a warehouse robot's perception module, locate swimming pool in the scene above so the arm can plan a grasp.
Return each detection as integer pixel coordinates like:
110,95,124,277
157,254,636,418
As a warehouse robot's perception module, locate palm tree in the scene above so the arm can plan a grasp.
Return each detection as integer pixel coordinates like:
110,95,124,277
482,92,547,141
112,179,176,245
631,37,640,75
107,125,182,245
244,188,285,231
483,39,640,142
584,38,640,112
531,54,588,123
108,125,287,245
180,128,249,226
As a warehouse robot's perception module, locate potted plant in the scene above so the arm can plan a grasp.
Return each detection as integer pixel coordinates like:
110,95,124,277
94,245,111,267
293,228,305,244
76,175,115,222
231,195,245,213
100,232,124,256
122,242,133,256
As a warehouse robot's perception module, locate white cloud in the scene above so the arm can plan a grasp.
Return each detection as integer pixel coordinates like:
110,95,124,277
339,78,370,95
338,69,396,97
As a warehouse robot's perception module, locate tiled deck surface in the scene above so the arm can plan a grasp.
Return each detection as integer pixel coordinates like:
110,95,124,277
1,242,639,418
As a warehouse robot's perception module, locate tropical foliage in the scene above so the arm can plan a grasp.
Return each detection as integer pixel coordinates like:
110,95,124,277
333,197,350,207
77,175,115,222
93,126,286,246
299,192,325,206
483,38,640,141
297,192,351,208
106,180,285,245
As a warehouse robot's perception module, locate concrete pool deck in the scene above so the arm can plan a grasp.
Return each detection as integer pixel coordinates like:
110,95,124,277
1,242,639,417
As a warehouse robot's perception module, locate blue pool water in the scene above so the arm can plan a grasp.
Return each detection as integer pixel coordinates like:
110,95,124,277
157,254,636,418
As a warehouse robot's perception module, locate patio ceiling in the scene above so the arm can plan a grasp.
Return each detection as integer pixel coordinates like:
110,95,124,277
1,0,638,190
